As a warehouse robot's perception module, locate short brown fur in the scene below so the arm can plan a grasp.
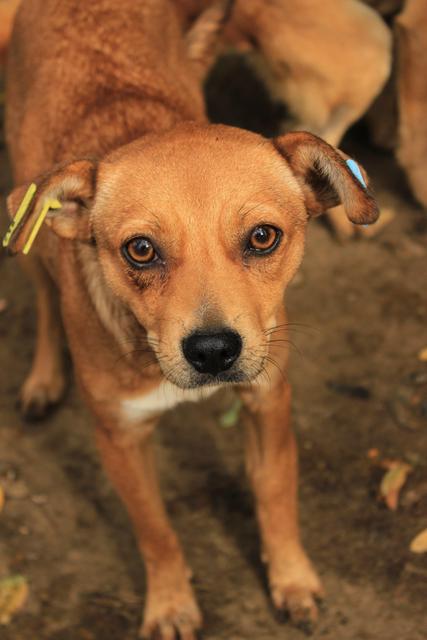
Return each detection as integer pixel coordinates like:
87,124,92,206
5,1,378,638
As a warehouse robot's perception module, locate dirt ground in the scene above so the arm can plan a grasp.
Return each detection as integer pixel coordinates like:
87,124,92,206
1,57,426,640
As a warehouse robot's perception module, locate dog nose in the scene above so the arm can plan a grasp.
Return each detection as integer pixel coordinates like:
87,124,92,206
182,330,242,375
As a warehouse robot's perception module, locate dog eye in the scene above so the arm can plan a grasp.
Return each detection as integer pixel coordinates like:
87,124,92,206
122,236,159,267
247,225,282,254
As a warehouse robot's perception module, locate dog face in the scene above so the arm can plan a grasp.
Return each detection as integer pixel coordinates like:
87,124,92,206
6,124,378,388
92,125,310,388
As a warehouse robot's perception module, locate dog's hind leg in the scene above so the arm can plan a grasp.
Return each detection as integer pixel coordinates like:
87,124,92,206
240,379,323,631
19,257,66,420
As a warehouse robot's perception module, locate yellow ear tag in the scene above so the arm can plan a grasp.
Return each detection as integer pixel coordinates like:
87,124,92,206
22,197,62,255
2,182,37,249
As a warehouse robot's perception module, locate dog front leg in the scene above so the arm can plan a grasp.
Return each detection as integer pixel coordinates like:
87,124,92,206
95,422,201,640
239,381,323,630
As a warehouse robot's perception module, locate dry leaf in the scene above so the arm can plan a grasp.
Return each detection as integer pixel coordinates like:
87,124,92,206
367,448,380,460
0,485,4,514
380,462,412,510
0,575,29,625
410,528,427,554
418,347,427,362
219,398,242,428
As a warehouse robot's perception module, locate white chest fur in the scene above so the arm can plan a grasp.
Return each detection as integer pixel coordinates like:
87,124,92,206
121,381,219,423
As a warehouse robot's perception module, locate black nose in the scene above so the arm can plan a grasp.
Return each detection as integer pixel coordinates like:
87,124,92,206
182,330,242,375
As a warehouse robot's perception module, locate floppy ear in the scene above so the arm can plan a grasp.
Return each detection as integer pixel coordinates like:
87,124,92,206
4,159,97,255
185,0,234,79
273,132,379,225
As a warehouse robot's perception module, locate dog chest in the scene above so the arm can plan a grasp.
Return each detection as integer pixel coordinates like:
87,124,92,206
121,381,219,423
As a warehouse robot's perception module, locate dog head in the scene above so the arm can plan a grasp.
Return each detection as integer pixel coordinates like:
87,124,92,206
6,124,378,388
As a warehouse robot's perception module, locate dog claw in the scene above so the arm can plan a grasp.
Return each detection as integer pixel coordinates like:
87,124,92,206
140,600,202,640
273,585,322,632
141,622,200,640
19,375,65,421
269,552,324,633
20,393,54,421
295,619,315,636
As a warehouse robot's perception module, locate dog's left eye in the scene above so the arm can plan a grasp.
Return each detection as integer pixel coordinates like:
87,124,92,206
122,236,160,268
247,225,282,255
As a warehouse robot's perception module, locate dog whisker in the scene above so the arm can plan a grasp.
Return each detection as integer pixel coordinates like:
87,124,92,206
264,321,318,337
264,338,303,357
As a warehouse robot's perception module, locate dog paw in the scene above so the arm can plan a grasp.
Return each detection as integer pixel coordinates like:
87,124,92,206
269,556,324,632
140,587,202,640
19,373,66,420
273,585,322,634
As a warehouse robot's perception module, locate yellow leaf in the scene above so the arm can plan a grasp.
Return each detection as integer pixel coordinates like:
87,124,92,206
0,485,4,514
0,575,29,625
380,462,412,511
410,528,427,554
418,347,427,362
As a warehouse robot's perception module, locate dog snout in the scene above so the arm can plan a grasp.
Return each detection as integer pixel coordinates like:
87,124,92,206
182,330,242,375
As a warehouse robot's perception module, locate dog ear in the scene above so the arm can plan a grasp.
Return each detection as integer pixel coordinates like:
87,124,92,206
5,159,97,254
185,0,234,79
273,132,379,225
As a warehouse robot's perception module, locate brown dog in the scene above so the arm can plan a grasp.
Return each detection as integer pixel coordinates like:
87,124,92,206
395,0,427,209
4,0,378,637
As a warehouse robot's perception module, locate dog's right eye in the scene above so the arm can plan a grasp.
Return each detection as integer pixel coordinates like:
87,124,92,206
122,236,160,268
246,224,282,255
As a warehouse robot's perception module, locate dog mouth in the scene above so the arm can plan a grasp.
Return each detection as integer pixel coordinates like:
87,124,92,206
182,369,249,389
162,361,264,390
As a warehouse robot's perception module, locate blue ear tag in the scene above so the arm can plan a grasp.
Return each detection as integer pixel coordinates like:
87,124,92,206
346,158,367,188
346,158,371,227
